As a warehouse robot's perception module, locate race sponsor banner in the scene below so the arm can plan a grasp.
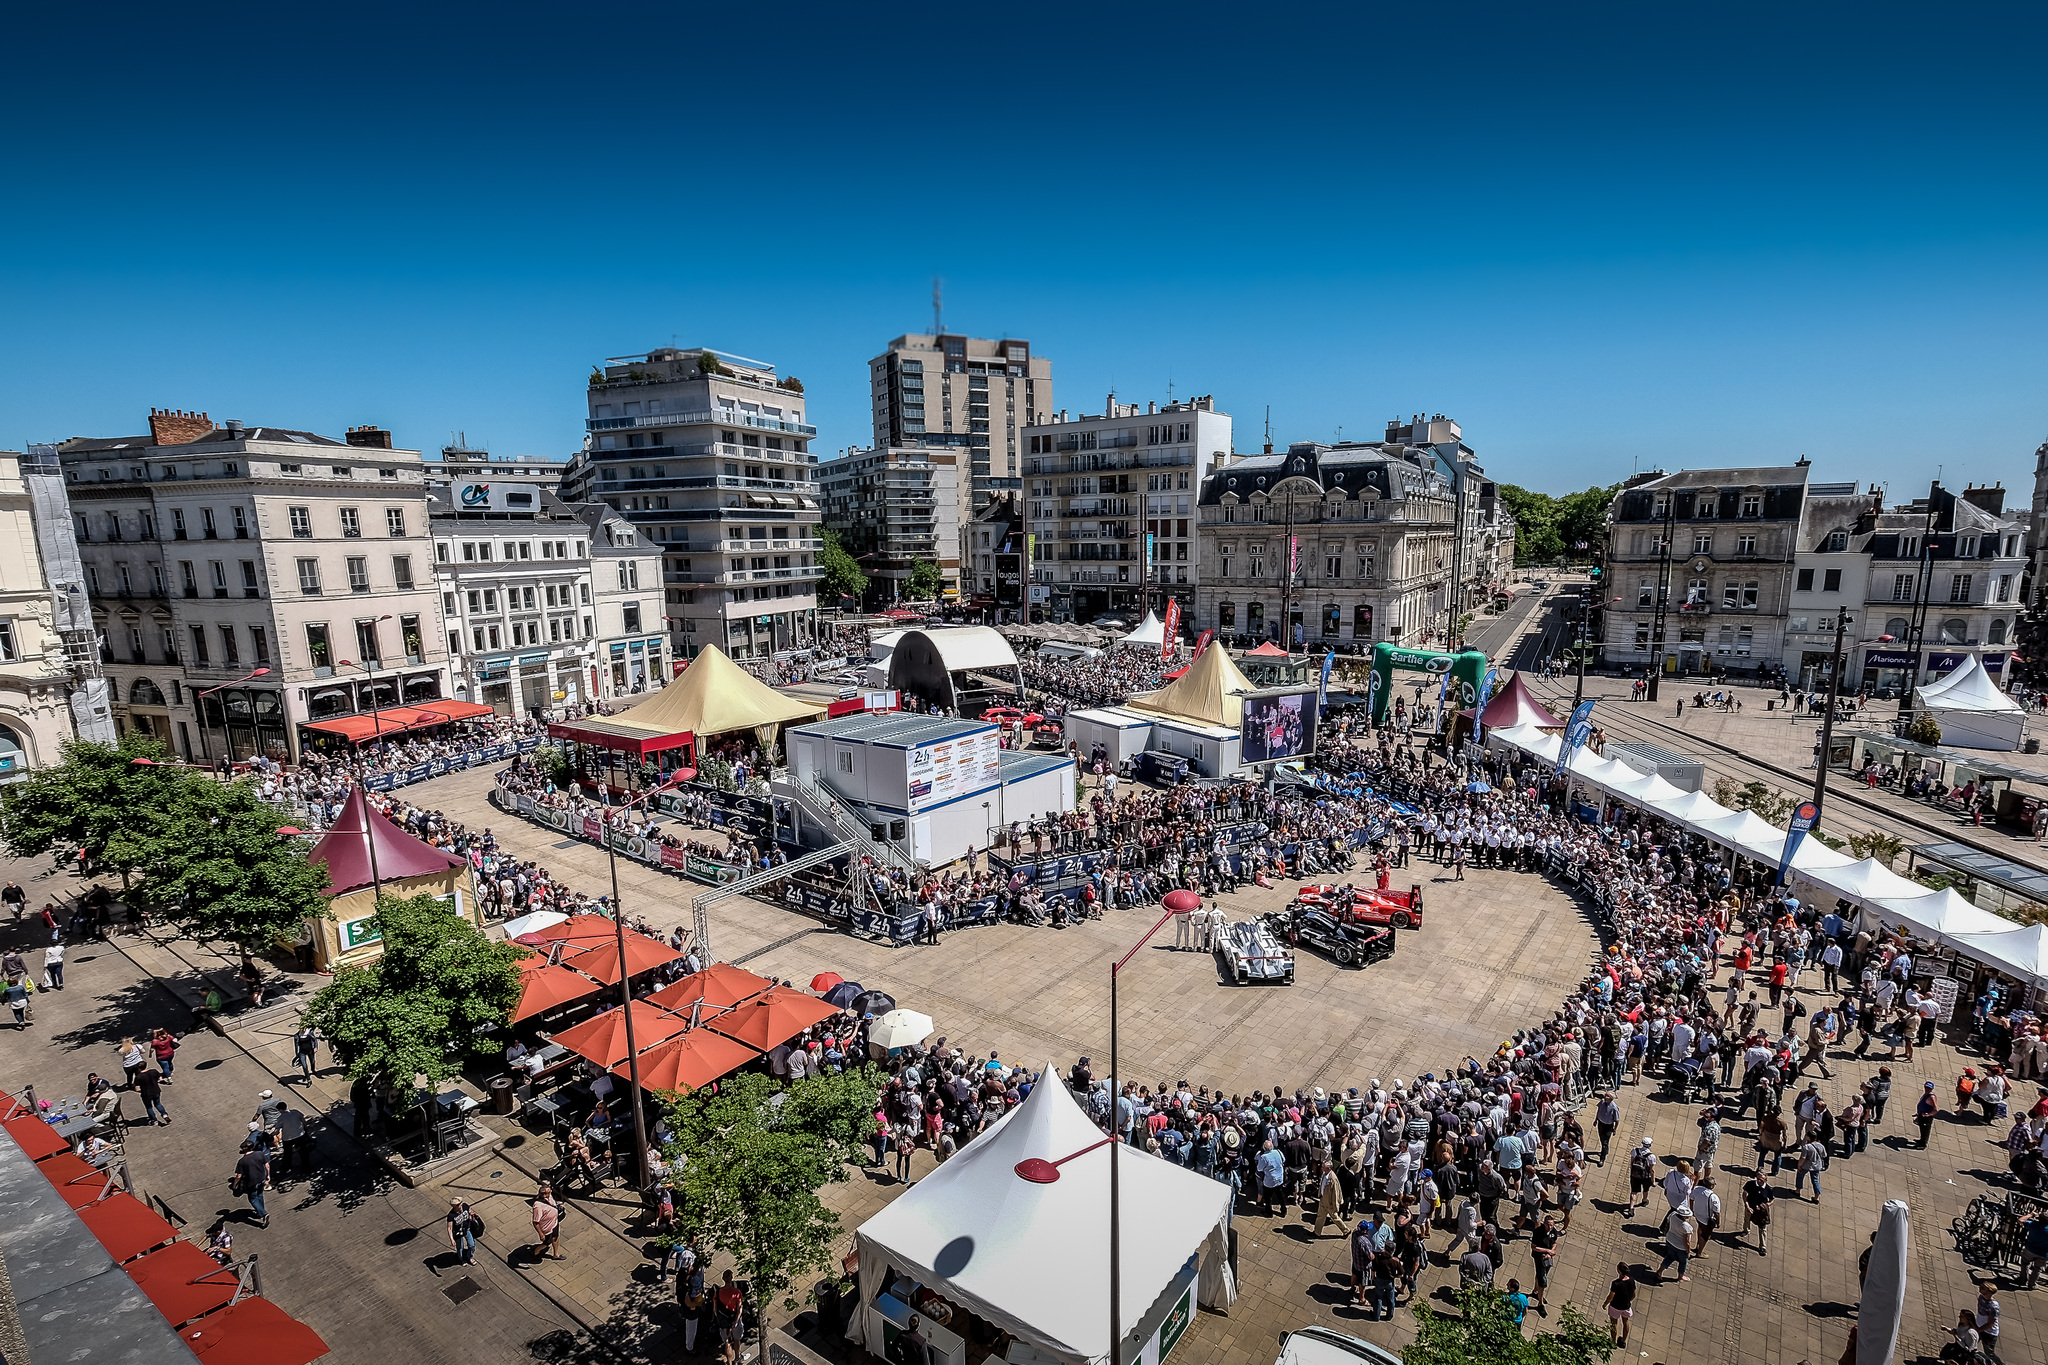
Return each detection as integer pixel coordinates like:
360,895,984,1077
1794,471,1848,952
683,855,742,886
783,881,856,921
1162,597,1180,660
580,816,603,842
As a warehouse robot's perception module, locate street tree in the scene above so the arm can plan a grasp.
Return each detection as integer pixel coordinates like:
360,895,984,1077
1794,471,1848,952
662,1068,880,1340
0,733,178,884
818,528,868,603
906,558,944,601
1405,1285,1612,1365
299,893,525,1089
125,776,331,956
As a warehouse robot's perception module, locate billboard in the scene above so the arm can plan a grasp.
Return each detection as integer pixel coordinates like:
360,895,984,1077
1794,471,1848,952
1240,687,1319,764
907,728,1002,813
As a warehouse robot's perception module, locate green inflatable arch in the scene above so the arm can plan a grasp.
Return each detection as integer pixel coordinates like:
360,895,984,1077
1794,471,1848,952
1366,644,1489,725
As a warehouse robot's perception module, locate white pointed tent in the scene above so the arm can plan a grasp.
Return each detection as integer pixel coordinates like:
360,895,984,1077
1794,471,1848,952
1945,923,2048,990
1913,654,2025,750
855,1066,1236,1365
1861,887,2014,948
1118,612,1166,649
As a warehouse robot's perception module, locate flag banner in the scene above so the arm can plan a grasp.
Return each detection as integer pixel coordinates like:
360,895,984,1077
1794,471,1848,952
1777,801,1820,884
1162,597,1181,660
1192,628,1214,659
1473,667,1499,745
1559,697,1597,768
1318,651,1335,715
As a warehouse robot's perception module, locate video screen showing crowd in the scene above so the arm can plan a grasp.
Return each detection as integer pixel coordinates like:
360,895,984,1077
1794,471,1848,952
1241,689,1318,764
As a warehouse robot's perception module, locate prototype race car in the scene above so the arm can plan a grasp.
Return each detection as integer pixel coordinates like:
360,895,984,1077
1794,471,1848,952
1215,917,1295,986
1291,882,1424,930
1265,907,1396,969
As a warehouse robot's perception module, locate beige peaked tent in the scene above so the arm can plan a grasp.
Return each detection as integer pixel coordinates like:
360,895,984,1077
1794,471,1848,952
606,645,825,742
1127,643,1256,728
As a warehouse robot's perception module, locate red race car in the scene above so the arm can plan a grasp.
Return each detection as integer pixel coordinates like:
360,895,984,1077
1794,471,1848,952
1292,883,1424,929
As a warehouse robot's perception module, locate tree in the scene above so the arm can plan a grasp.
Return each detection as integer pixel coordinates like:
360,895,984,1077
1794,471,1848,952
299,893,524,1089
778,375,804,393
818,528,868,603
1906,711,1942,745
1496,484,1619,565
1848,829,1907,868
0,733,177,884
905,558,944,601
1709,778,1796,827
697,352,727,377
662,1068,880,1340
1405,1285,1612,1365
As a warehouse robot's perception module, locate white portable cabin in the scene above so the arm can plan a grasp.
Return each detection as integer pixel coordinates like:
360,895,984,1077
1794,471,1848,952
1062,706,1156,765
1145,715,1242,777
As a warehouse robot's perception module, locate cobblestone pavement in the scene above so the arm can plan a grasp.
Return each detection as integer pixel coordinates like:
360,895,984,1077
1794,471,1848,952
393,765,2046,1365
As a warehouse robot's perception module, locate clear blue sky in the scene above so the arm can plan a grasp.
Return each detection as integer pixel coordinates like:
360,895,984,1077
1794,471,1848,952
5,2,2045,497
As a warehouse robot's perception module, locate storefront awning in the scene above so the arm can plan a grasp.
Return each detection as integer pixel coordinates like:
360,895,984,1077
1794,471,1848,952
301,702,491,742
547,719,696,756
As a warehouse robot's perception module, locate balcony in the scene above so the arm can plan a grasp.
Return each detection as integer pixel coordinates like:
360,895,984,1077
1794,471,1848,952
586,410,818,438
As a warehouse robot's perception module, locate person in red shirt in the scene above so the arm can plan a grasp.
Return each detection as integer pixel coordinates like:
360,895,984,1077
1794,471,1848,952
1769,960,1790,1008
1731,944,1752,985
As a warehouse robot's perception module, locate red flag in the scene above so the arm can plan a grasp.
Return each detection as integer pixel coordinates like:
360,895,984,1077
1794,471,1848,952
1162,597,1181,660
1193,628,1214,659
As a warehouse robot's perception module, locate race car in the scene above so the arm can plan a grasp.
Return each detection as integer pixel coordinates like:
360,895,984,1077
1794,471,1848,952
1291,882,1424,929
1264,907,1396,969
1215,917,1295,986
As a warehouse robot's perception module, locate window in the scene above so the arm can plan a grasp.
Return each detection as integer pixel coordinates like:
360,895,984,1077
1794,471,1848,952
1998,574,2013,602
1740,495,1761,517
1885,616,1909,638
1950,573,1973,602
1694,533,1713,554
461,542,476,562
1634,623,1651,648
347,557,369,592
1359,556,1374,580
1990,618,2009,644
1353,604,1372,638
1823,568,1841,592
471,627,485,651
296,558,322,594
449,631,462,655
305,624,331,670
201,508,217,539
188,625,210,665
623,604,642,632
160,628,177,663
240,560,259,597
127,628,144,663
289,506,311,538
443,591,458,616
250,625,269,663
171,509,187,540
1788,616,1809,633
356,619,382,665
436,542,450,562
1892,573,1915,601
1219,602,1236,627
483,589,498,612
385,508,406,537
583,615,593,637
105,512,123,541
1743,581,1759,609
1325,554,1341,578
579,584,591,605
219,624,239,665
392,555,414,590
1941,617,1968,644
232,506,247,538
1959,535,1978,557
1901,536,1921,558
1638,581,1655,607
487,626,501,650
1797,568,1814,592
339,507,360,538
0,622,15,661
1823,530,1848,552
1722,580,1741,608
150,564,165,595
1736,534,1757,555
210,561,228,598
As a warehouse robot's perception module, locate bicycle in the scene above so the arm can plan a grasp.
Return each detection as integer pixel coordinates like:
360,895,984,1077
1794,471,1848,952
1952,1194,2009,1267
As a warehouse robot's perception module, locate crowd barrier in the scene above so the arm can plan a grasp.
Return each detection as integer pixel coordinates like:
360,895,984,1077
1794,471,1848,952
361,737,545,793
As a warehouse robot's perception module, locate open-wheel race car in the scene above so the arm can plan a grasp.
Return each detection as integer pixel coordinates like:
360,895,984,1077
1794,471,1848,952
1264,906,1396,969
1291,882,1424,930
1215,917,1295,986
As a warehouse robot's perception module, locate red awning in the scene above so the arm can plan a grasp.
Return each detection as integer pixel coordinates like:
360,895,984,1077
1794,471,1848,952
553,1000,689,1069
546,720,695,757
180,1295,330,1365
76,1191,179,1263
301,701,493,743
3,1114,71,1161
40,1152,121,1208
408,699,495,722
127,1240,244,1326
511,963,603,1023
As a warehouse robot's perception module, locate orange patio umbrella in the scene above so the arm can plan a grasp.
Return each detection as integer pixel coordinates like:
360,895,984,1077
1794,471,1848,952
526,913,624,948
76,1191,178,1264
553,1000,689,1069
616,1028,759,1094
512,962,603,1023
127,1240,244,1326
181,1296,330,1365
647,962,775,1013
703,987,844,1053
560,932,683,985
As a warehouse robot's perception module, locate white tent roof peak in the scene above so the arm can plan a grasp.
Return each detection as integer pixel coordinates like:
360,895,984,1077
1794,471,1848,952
1119,612,1165,646
1916,653,2021,712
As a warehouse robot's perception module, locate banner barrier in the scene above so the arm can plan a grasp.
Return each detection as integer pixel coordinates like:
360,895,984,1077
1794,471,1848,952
362,738,542,794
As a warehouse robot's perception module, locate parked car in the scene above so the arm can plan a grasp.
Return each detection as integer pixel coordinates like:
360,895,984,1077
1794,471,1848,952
1293,882,1424,929
1265,907,1395,969
1276,1327,1402,1365
1215,917,1294,986
1133,750,1190,786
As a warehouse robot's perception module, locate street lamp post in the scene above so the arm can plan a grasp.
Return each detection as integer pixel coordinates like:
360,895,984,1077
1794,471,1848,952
1809,611,1864,829
595,773,685,1191
194,668,272,767
1107,896,1189,1365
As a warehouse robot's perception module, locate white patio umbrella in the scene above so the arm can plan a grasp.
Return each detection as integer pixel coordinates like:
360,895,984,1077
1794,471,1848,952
1856,1198,1909,1365
868,1009,936,1051
501,910,569,939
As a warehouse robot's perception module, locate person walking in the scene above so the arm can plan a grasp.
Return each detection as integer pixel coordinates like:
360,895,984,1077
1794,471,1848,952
233,1140,270,1228
1626,1139,1657,1211
150,1028,179,1083
1654,1205,1695,1282
529,1184,563,1260
291,1026,320,1083
1594,1093,1619,1165
118,1038,147,1090
1529,1213,1560,1316
43,941,65,990
1916,1082,1940,1148
446,1199,481,1266
1604,1262,1638,1347
136,1066,170,1126
714,1270,747,1365
1972,1280,2001,1364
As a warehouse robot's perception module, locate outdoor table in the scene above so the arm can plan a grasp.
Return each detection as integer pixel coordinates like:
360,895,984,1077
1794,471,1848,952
49,1113,98,1144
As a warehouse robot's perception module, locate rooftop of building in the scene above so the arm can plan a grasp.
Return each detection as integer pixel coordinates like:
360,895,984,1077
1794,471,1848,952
792,712,996,747
1628,465,1814,490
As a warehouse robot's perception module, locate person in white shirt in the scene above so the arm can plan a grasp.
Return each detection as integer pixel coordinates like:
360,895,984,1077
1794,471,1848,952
1688,1175,1721,1255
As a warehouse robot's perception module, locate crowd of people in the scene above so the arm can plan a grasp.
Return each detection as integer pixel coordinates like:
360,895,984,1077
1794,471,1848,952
1017,646,1178,710
249,714,553,824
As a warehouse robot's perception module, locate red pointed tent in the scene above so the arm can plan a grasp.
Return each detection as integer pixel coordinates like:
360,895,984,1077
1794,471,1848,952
1243,642,1290,658
1461,672,1564,731
307,788,466,897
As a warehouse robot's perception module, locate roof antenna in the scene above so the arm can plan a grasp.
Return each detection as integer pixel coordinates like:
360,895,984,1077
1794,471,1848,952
932,277,943,334
1263,406,1273,455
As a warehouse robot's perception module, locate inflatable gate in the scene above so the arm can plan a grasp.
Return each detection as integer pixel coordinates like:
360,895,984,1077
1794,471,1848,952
1366,644,1488,725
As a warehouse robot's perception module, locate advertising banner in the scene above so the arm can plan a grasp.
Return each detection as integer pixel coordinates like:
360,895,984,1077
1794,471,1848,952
1776,800,1820,884
1162,597,1180,660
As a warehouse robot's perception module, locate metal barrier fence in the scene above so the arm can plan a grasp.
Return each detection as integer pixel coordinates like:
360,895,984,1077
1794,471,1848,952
362,737,545,793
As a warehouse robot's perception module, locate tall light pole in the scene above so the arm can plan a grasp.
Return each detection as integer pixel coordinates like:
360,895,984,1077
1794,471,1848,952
194,667,272,766
1646,496,1675,703
596,771,686,1190
1809,609,1854,826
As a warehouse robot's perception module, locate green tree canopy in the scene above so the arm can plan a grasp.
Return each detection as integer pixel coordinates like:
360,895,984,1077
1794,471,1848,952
662,1068,880,1331
1498,484,1619,565
299,893,525,1088
1405,1285,1612,1365
818,528,868,603
0,733,176,882
905,558,944,601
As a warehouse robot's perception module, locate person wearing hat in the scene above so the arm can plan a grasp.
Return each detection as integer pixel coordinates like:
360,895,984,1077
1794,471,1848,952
1626,1138,1658,1211
1916,1082,1941,1148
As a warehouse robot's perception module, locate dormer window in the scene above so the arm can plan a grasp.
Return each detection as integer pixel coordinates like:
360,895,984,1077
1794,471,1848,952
1695,491,1716,518
1824,530,1849,552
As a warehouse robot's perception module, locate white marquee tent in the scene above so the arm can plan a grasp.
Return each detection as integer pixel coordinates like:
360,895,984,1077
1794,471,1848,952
1913,654,2026,751
1860,887,2015,949
1943,923,2048,990
1118,612,1166,649
854,1064,1235,1365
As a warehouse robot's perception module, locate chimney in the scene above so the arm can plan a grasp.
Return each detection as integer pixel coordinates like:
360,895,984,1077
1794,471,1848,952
1961,483,2007,516
347,425,394,449
148,408,214,446
224,419,246,438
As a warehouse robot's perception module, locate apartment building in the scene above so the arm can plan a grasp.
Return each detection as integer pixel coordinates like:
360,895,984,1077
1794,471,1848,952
1024,397,1230,624
424,438,569,490
1599,464,1811,676
1194,439,1455,649
574,503,666,696
817,447,961,604
869,333,1053,533
560,347,823,662
965,492,1026,619
1784,481,1878,688
1379,414,1514,614
56,412,451,763
1857,482,2028,692
0,452,88,775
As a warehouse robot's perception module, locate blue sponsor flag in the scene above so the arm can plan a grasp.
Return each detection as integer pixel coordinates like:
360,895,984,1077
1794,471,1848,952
1318,651,1335,715
1472,667,1499,745
1559,698,1597,769
1777,800,1820,884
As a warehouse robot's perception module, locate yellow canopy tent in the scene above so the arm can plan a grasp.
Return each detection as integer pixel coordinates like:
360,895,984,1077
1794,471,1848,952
605,645,825,745
1126,643,1256,729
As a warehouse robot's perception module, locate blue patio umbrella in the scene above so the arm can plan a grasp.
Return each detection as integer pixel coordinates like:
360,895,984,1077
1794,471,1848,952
1467,781,1492,794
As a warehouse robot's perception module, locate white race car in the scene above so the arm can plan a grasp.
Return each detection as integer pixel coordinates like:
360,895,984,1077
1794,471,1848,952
1215,917,1294,986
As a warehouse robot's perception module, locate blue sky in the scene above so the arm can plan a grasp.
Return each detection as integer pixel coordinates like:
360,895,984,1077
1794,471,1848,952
4,2,2044,496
